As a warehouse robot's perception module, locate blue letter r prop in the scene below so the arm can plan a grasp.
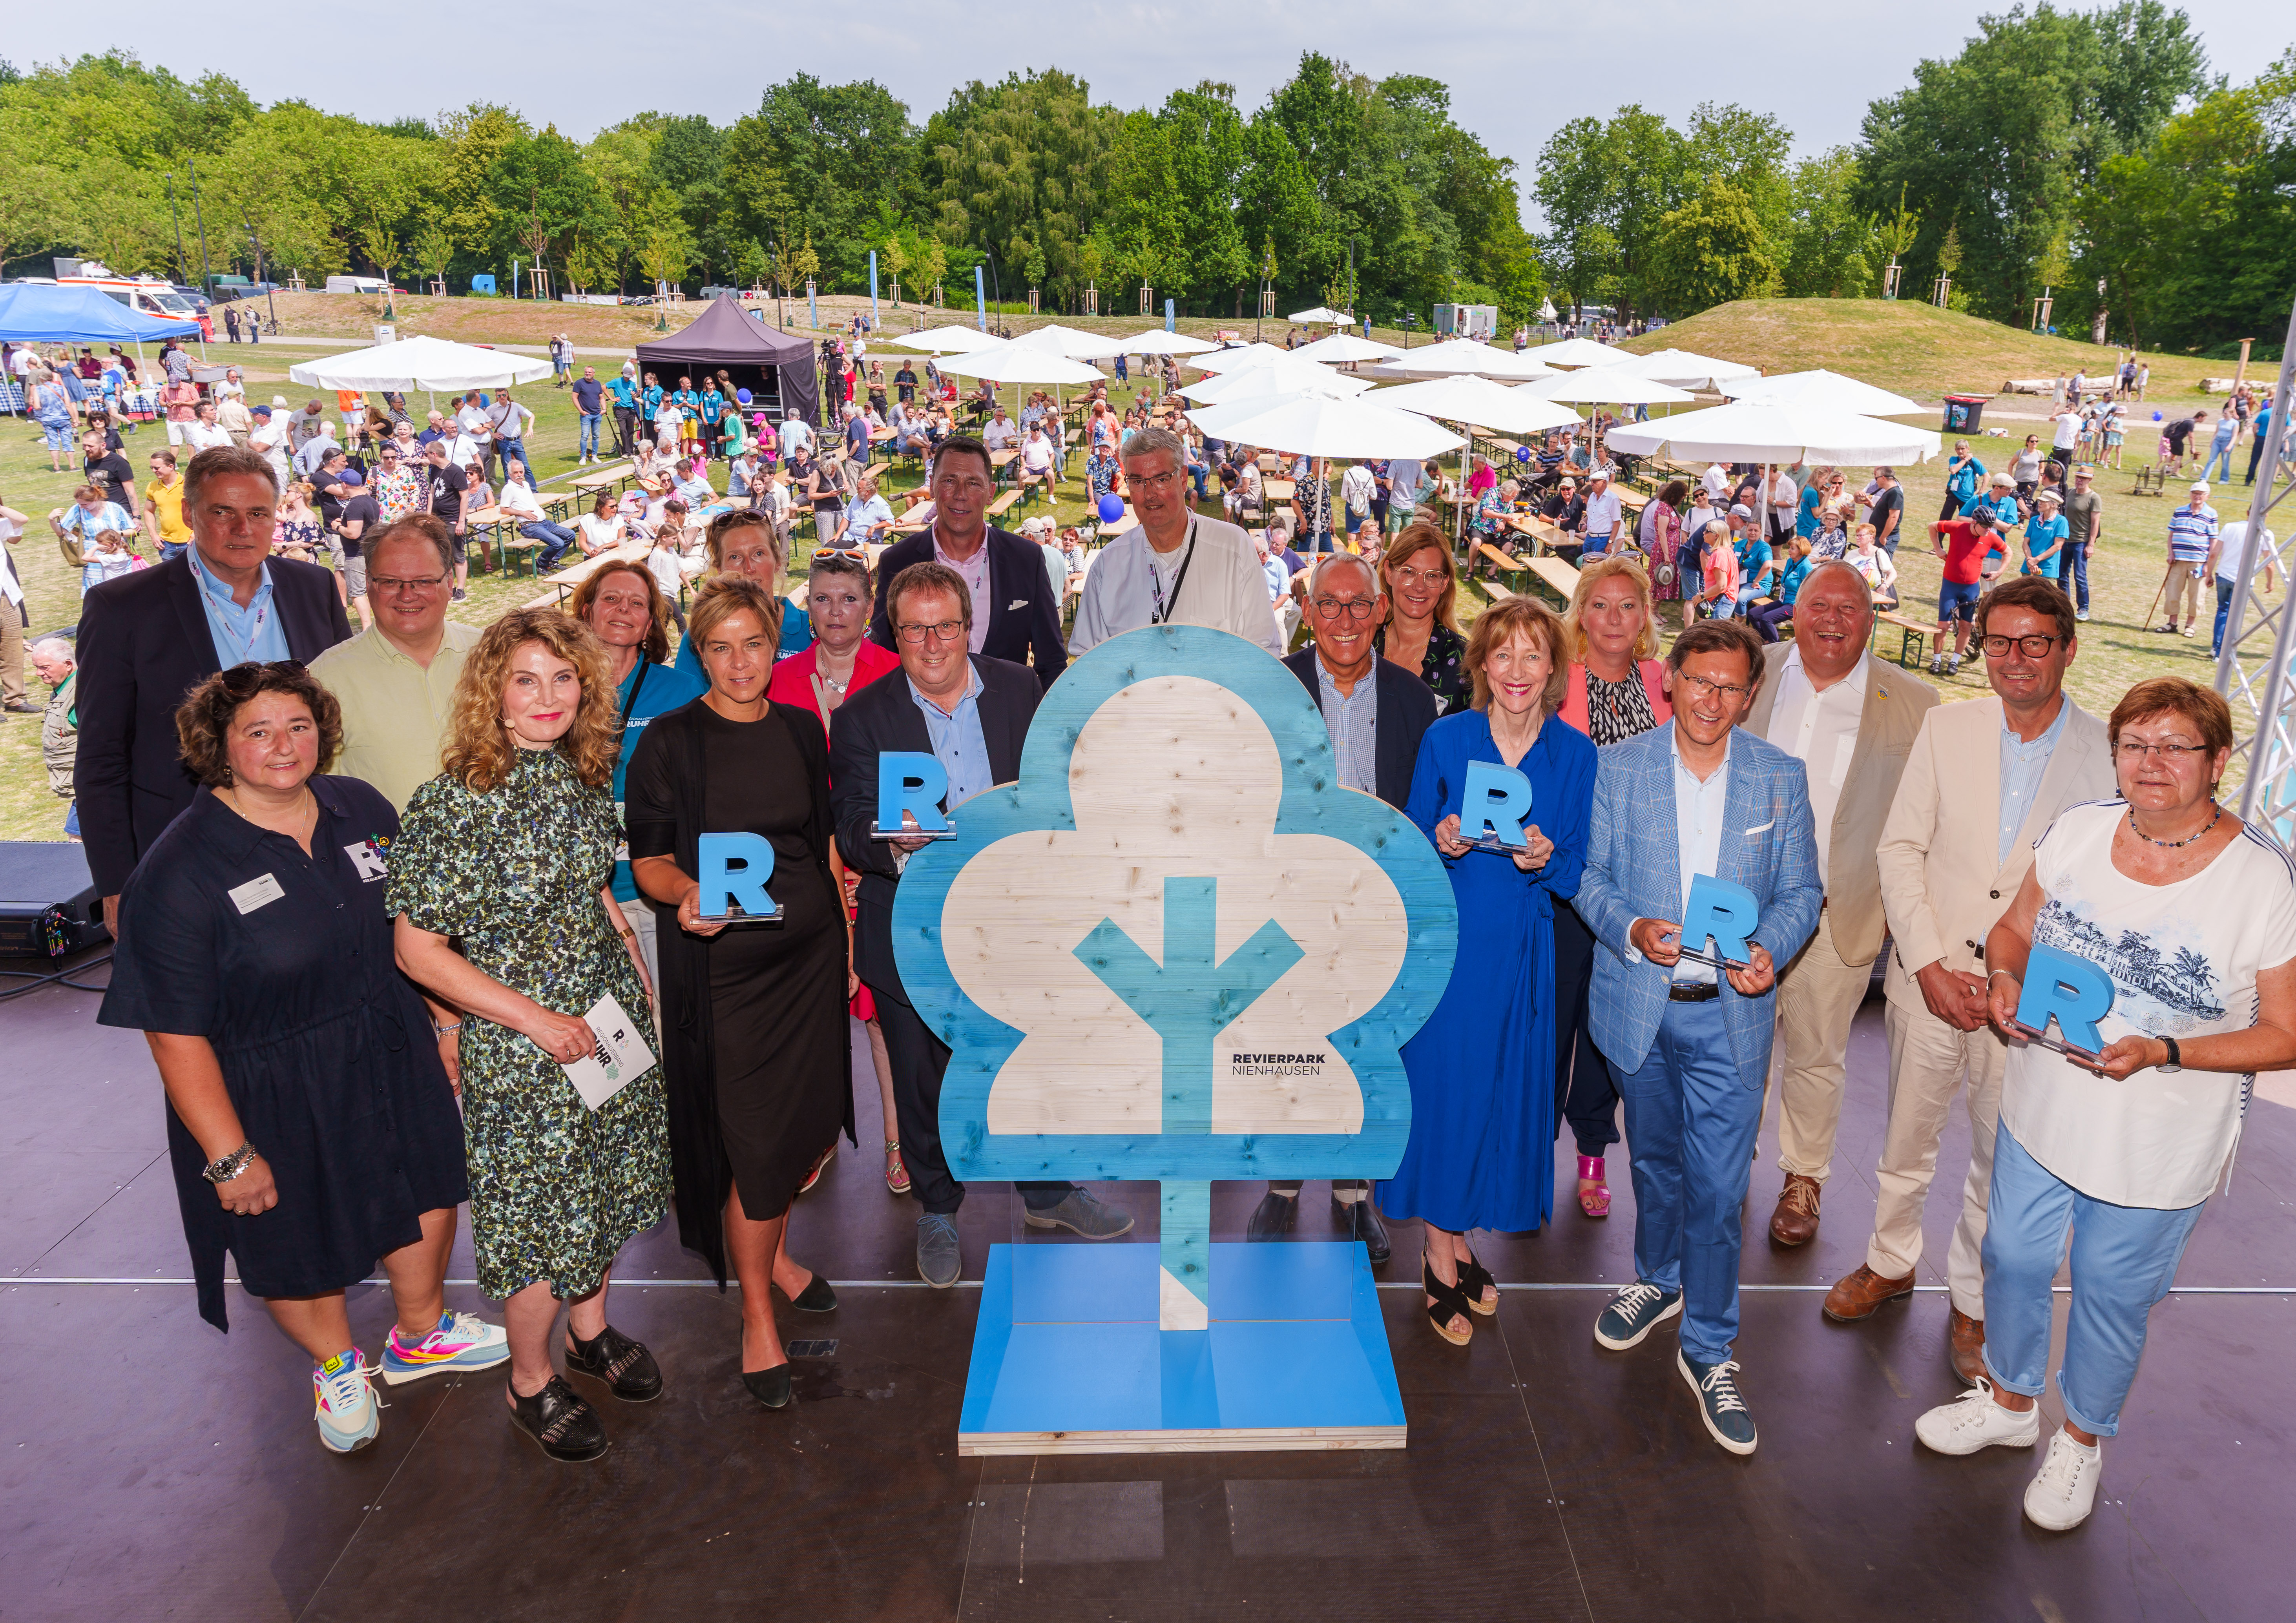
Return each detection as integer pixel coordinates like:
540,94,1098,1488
880,752,950,833
698,832,776,917
1461,759,1532,846
2017,942,2115,1053
1681,872,1761,964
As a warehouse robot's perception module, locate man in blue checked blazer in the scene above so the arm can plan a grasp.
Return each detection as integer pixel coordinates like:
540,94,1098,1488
1574,617,1823,1457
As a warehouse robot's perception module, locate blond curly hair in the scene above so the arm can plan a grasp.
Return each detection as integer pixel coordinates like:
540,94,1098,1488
440,607,620,793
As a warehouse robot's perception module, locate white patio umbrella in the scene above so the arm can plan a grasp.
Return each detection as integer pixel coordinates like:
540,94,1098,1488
1520,336,1629,369
1373,338,1557,381
1375,376,1583,553
1120,328,1219,356
1010,323,1130,361
1517,365,1696,407
1289,332,1404,366
1287,305,1351,325
1179,358,1371,405
1720,368,1922,418
1190,341,1298,374
932,341,1106,387
1621,347,1760,390
885,323,1004,354
288,334,553,393
1183,392,1464,460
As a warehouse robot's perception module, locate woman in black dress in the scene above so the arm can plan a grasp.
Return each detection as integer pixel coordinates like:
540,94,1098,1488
98,663,497,1457
627,574,855,1410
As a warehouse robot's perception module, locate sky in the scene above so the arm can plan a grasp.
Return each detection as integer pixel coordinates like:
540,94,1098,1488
13,0,2294,222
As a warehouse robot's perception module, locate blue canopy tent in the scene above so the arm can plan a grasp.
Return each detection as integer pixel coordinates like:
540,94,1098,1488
0,282,204,415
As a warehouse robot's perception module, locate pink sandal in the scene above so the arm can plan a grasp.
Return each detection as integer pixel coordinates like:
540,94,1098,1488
1576,1155,1611,1219
884,1140,911,1195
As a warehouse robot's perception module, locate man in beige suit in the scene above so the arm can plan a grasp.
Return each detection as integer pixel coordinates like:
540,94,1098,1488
1823,576,2115,1382
1744,562,1938,1246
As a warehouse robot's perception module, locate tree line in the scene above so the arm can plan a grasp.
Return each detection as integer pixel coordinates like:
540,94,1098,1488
2,15,2289,352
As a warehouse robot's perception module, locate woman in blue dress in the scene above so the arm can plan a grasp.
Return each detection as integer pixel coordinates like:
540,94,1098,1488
1376,596,1596,1348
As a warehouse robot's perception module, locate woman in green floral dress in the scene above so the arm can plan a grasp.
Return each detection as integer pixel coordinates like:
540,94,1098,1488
389,606,671,1463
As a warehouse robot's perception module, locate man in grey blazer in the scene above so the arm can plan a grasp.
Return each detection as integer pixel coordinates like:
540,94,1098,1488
1823,576,2115,1384
1575,618,1824,1455
1740,562,1939,1248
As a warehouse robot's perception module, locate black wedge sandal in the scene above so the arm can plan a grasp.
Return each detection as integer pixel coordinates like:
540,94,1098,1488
1458,1251,1499,1317
1423,1256,1474,1347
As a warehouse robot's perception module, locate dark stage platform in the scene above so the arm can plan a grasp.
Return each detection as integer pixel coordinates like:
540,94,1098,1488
4,955,2290,1622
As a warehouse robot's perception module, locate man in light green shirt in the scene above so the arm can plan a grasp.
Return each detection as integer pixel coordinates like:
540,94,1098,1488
309,517,478,812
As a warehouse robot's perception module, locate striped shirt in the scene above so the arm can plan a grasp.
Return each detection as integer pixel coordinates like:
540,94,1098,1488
2168,503,2218,563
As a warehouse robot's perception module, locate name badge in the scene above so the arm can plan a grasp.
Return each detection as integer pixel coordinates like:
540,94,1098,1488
229,872,286,915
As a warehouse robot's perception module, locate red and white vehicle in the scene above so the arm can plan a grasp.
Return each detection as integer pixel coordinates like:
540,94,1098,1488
54,261,214,339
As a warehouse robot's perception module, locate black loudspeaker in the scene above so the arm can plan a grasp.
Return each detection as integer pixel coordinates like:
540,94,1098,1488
0,842,111,959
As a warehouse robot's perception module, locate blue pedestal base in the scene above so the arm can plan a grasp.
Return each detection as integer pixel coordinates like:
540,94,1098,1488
957,1242,1407,1455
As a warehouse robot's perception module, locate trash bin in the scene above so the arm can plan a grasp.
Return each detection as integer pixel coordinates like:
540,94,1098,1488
1943,394,1990,433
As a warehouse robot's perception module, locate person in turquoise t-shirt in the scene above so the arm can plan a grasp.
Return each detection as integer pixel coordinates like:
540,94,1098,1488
1749,534,1813,642
2022,489,2069,576
669,511,812,690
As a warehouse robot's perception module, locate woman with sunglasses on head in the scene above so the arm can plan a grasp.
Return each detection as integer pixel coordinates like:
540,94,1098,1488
770,548,907,1194
1920,677,2296,1531
673,510,812,680
101,662,502,1456
628,575,855,1409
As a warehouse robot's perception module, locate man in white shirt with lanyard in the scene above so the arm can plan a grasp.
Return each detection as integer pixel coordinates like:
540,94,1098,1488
1068,426,1283,657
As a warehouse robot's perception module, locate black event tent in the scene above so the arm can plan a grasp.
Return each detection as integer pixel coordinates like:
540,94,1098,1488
634,296,821,426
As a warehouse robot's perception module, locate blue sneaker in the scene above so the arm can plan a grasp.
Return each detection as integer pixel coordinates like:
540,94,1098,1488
1593,1280,1683,1351
380,1309,511,1385
1679,1350,1758,1455
312,1349,382,1454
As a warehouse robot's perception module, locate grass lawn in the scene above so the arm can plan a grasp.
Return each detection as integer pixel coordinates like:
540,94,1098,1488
2,301,2267,839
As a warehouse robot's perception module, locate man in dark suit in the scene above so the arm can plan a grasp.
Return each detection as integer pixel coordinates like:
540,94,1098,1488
865,435,1066,691
76,445,353,928
1251,552,1439,1262
832,560,1128,1287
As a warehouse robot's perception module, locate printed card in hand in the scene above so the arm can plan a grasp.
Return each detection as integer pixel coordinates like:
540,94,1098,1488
563,993,655,1111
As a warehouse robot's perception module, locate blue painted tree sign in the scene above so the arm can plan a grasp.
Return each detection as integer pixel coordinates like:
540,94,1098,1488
891,626,1457,1449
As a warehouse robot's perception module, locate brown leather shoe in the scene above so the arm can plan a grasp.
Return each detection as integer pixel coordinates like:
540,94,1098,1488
1947,1308,1987,1384
1821,1264,1916,1322
1768,1174,1822,1247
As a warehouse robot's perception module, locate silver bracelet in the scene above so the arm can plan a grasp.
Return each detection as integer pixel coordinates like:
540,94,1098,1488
432,1019,464,1035
201,1142,257,1185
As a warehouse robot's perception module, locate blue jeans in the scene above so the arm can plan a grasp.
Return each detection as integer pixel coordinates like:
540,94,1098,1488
159,541,187,563
63,800,79,838
2202,438,2237,482
1982,1126,2205,1437
2213,575,2237,656
578,414,601,458
520,520,576,571
496,436,530,481
1616,993,1763,1364
2055,540,2089,611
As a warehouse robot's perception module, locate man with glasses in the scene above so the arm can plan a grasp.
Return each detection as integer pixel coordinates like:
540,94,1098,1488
308,517,480,812
1825,576,2113,1384
76,445,353,934
1070,426,1283,657
1577,617,1822,1455
1246,553,1440,1260
866,436,1067,689
1741,564,1938,1249
832,562,1133,1287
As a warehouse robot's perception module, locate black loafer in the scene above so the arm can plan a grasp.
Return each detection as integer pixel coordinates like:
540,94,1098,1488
564,1324,663,1402
1247,1191,1298,1240
790,1273,838,1313
509,1374,609,1461
1341,1199,1391,1265
742,1363,793,1410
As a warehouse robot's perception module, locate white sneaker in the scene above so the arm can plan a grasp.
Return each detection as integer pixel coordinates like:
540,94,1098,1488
2075,609,2090,622
1915,1379,2041,1455
312,1348,383,1454
2024,1429,2103,1530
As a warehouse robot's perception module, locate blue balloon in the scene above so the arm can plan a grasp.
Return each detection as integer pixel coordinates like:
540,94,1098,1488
1515,445,1532,463
2152,411,2164,421
736,388,753,405
1098,493,1126,523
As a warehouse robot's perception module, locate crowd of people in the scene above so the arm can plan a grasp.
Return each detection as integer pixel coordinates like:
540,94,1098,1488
56,426,2294,1538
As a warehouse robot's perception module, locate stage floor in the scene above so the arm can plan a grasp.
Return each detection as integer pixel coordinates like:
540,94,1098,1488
3,954,2290,1622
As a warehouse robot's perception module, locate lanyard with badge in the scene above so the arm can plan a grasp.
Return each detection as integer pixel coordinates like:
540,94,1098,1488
189,545,271,664
613,663,649,863
1149,518,1199,627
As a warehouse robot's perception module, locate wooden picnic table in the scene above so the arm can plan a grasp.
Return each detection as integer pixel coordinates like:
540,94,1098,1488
571,462,633,500
1527,556,1583,601
1263,479,1296,502
522,541,650,607
1614,485,1649,511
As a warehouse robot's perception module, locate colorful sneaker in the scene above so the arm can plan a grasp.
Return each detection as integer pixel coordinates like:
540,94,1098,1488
313,1349,382,1454
380,1309,511,1385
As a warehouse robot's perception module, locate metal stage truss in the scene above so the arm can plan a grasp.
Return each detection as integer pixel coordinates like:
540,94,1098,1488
2213,292,2296,842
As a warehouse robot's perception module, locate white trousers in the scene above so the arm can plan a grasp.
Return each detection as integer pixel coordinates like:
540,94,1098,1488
1867,999,2005,1320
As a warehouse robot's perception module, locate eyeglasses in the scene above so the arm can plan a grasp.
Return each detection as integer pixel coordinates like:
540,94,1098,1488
2113,740,2212,762
1387,564,1449,586
1130,469,1183,492
896,620,967,644
218,659,305,697
369,573,449,595
1676,673,1752,702
1312,596,1378,620
1978,634,2066,658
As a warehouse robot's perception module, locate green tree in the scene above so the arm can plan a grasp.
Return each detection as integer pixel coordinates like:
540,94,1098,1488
1780,148,1877,299
1646,179,1779,315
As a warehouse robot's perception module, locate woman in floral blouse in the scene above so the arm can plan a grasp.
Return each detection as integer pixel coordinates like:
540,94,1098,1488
1375,521,1470,714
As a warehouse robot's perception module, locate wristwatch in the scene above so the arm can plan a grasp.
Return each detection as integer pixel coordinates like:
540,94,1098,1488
202,1142,257,1185
2155,1035,2183,1074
